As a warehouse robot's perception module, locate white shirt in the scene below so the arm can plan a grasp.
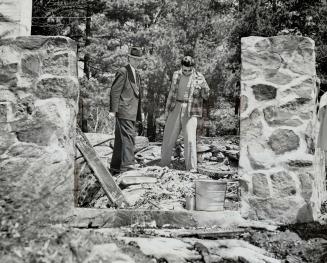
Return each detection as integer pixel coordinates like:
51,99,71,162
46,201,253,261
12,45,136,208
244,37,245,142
177,74,191,100
129,64,137,83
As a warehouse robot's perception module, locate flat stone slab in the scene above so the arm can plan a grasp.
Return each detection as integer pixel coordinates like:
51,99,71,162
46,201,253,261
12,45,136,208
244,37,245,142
118,237,201,263
185,238,280,263
65,208,277,231
84,243,135,263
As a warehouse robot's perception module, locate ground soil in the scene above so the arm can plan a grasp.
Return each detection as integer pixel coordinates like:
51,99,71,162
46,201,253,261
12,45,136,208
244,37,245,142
2,135,327,262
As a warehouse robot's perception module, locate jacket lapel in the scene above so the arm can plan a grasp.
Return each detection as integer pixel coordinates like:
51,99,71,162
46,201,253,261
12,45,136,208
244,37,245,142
126,64,139,97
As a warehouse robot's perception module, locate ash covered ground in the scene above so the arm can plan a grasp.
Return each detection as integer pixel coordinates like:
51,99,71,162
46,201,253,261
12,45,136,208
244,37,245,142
76,134,240,210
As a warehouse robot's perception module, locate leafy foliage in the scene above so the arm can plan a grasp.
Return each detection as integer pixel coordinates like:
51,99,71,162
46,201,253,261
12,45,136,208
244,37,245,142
32,0,327,136
228,0,327,78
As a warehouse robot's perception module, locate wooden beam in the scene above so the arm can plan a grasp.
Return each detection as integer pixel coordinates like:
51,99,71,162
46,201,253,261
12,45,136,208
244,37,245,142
76,127,126,207
176,229,247,239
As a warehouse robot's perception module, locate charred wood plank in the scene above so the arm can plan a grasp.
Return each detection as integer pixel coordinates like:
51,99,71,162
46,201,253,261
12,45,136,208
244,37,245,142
76,127,126,207
176,228,247,239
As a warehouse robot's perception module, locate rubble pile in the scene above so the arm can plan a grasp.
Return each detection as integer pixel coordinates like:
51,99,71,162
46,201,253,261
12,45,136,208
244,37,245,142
76,133,240,210
122,167,208,210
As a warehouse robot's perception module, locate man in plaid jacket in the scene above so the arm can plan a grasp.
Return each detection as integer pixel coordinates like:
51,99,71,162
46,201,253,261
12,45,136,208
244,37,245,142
161,56,210,172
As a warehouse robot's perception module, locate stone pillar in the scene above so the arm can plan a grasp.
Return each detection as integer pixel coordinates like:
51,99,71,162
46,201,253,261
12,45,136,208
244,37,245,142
0,0,32,38
239,36,326,224
0,36,78,227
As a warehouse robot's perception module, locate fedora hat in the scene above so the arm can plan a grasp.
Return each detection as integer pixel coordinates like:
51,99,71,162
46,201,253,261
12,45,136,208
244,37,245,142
181,56,195,67
128,47,143,59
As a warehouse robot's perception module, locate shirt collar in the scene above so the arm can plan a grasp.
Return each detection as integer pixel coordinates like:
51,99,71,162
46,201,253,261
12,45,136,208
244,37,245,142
178,68,195,77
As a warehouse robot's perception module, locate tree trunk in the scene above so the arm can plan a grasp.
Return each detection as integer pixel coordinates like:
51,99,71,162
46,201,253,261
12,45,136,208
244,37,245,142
147,110,156,142
146,90,157,141
239,0,244,12
84,4,91,79
271,0,277,13
80,4,91,132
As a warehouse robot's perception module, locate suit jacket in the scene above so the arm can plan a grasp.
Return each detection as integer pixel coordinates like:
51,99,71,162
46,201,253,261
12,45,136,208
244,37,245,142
109,64,142,122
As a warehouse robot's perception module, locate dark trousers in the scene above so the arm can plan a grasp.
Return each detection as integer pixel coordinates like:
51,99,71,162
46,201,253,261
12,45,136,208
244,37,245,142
110,118,136,172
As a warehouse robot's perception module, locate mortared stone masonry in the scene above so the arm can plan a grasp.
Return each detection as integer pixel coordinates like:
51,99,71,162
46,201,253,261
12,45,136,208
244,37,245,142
0,36,78,227
239,36,326,224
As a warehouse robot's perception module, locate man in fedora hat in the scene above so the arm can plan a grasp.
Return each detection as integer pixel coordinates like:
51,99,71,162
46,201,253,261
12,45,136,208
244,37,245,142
109,47,143,175
161,55,210,172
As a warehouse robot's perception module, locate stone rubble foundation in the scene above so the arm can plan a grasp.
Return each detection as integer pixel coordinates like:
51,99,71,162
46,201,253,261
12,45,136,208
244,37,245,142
0,36,78,225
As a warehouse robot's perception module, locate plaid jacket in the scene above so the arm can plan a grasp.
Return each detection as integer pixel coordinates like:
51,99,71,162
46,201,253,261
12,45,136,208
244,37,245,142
165,69,210,117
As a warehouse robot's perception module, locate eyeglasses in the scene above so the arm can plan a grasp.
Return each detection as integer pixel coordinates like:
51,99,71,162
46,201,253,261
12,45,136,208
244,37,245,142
182,67,192,74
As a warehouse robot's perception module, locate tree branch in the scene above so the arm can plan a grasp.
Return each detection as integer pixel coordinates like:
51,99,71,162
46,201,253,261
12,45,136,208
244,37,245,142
151,0,167,25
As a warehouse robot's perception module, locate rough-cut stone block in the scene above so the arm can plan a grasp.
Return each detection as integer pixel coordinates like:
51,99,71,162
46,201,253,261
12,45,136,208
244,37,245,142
0,61,18,73
248,144,274,170
43,52,74,76
248,196,314,223
299,172,314,202
43,37,77,51
0,36,76,52
0,131,17,155
0,73,17,86
10,99,71,146
35,77,79,100
254,38,271,51
263,106,303,127
0,62,18,86
287,160,313,167
270,171,296,197
264,70,293,85
252,173,270,198
240,109,263,142
0,36,45,50
15,124,57,146
286,78,314,99
0,90,16,103
240,36,325,223
240,95,248,113
21,53,41,77
252,84,277,101
242,51,282,70
281,98,311,110
268,129,300,154
6,142,44,159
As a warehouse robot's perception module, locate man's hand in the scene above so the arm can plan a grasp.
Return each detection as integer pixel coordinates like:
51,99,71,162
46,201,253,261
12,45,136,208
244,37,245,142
164,111,169,121
109,112,116,118
156,114,167,127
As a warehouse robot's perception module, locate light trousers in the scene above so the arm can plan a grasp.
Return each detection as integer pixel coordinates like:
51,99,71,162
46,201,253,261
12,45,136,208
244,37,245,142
161,102,198,170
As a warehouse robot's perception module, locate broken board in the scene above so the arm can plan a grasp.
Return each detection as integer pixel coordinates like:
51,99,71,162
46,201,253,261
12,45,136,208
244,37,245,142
76,127,126,207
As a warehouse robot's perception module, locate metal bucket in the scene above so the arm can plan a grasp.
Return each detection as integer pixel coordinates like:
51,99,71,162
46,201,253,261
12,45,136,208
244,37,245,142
195,180,227,211
185,195,196,210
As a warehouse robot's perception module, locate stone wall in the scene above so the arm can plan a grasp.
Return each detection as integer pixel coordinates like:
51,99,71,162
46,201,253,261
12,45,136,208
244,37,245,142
239,36,326,224
0,0,32,38
0,36,78,228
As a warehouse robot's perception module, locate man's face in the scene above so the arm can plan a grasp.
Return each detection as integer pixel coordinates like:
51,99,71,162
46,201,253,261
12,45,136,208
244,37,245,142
129,57,142,68
182,65,193,76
